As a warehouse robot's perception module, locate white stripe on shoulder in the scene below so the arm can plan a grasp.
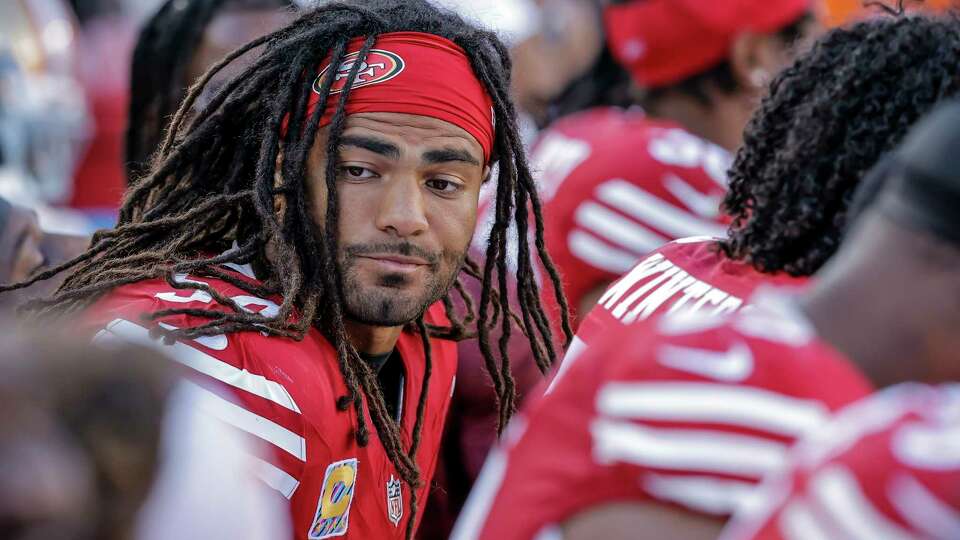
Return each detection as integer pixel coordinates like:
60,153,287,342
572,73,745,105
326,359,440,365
94,319,300,413
254,457,300,499
888,472,960,540
596,179,727,239
185,380,306,461
808,465,913,540
568,230,638,274
590,418,787,478
574,201,668,254
642,472,758,516
597,381,829,437
779,499,833,540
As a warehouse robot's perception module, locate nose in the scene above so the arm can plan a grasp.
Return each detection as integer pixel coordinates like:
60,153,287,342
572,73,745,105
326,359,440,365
374,175,429,238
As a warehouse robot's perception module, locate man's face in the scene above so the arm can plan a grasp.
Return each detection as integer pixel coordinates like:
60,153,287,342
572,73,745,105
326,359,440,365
305,112,488,327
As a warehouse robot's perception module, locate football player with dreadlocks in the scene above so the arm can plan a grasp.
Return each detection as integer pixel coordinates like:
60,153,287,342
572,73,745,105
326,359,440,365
0,1,571,539
455,10,960,540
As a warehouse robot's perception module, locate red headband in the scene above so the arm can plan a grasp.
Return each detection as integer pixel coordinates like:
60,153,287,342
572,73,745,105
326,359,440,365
297,32,495,162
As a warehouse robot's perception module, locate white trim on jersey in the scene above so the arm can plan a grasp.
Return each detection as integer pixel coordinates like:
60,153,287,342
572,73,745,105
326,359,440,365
779,499,833,540
254,456,301,499
186,380,307,461
591,418,787,478
596,179,727,240
888,472,960,540
449,447,509,540
94,318,301,413
597,382,830,437
807,465,914,540
642,473,758,516
568,230,638,274
575,201,668,254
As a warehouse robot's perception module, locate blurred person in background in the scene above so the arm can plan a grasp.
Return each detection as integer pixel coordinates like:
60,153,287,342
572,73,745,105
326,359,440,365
563,10,960,369
454,98,960,540
535,0,817,329
0,1,570,538
125,0,296,182
0,196,88,315
0,332,289,540
0,0,96,233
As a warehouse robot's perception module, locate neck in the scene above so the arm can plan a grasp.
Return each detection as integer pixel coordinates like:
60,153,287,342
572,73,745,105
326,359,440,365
644,91,751,152
343,319,404,355
798,257,926,389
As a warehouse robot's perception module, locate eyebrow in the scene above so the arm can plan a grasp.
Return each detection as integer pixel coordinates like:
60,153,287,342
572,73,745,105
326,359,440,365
423,147,481,167
339,135,401,159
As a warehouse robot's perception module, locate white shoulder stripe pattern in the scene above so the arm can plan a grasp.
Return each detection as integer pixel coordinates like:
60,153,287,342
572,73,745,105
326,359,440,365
888,472,960,540
94,318,301,413
779,499,833,540
808,465,913,540
591,418,787,478
254,456,301,499
185,380,306,461
568,230,638,274
598,382,829,437
642,473,759,516
597,179,727,239
574,202,668,254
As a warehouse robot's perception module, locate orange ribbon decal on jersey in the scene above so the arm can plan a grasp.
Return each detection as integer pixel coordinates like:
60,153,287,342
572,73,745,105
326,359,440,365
309,459,358,539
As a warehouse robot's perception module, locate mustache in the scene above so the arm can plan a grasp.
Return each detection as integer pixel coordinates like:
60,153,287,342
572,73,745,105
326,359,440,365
342,242,441,265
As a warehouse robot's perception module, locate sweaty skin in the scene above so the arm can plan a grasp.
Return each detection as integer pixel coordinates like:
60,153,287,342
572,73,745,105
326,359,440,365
305,112,490,354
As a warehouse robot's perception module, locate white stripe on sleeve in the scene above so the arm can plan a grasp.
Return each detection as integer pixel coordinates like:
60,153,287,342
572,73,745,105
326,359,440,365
597,382,830,437
254,457,301,499
642,472,759,516
808,465,913,540
185,380,306,461
888,472,960,540
568,230,638,274
779,499,833,540
94,318,301,413
574,201,668,254
590,418,787,478
596,179,727,239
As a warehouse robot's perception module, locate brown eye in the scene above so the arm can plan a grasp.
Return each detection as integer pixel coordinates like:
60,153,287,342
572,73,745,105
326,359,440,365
426,178,461,193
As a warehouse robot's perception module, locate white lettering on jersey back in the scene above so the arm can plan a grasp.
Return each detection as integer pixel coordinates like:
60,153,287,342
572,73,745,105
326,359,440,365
657,342,754,382
647,127,731,187
598,251,745,325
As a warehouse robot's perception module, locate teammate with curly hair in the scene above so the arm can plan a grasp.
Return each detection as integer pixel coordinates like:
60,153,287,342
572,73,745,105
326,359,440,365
565,11,960,367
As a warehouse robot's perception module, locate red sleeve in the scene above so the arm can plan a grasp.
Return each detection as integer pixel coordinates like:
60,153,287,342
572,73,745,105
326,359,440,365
722,384,960,540
534,113,730,324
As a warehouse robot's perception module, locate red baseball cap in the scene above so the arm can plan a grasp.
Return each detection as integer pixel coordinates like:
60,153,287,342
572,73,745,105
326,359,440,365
605,0,811,87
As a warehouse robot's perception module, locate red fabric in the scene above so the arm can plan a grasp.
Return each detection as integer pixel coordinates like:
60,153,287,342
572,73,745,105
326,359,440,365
457,292,874,540
574,237,808,352
604,0,811,87
530,107,732,328
295,32,494,162
84,269,458,540
723,383,960,539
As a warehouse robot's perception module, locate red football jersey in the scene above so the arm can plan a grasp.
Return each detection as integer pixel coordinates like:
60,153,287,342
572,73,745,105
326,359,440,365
533,107,731,325
562,238,807,376
722,383,960,540
84,267,458,540
451,293,873,540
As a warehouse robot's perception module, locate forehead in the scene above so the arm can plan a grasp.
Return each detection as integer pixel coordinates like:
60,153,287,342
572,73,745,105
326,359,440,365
339,112,483,156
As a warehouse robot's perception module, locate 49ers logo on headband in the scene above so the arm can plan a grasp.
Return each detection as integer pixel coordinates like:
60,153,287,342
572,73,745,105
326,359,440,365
313,49,406,95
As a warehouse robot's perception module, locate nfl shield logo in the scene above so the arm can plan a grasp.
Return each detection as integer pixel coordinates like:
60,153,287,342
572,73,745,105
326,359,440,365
386,475,403,526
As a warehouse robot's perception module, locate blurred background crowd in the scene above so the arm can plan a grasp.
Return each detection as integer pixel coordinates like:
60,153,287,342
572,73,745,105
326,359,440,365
2,0,960,539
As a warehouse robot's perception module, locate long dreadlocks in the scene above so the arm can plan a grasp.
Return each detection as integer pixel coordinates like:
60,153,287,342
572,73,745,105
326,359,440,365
6,1,572,537
125,0,295,182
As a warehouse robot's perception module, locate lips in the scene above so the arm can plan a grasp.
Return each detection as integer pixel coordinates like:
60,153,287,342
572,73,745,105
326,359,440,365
357,254,430,273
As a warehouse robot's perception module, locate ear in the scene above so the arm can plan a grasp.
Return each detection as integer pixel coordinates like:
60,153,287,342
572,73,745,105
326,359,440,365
729,32,777,93
481,164,492,184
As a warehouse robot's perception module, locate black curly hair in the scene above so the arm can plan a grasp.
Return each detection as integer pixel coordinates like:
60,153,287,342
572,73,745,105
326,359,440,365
721,12,960,276
2,1,572,537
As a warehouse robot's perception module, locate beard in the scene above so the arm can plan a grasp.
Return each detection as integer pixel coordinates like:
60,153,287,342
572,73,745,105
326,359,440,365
338,241,465,327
